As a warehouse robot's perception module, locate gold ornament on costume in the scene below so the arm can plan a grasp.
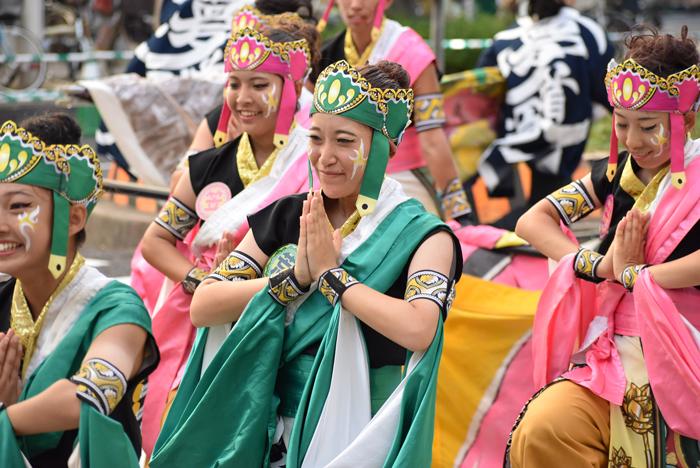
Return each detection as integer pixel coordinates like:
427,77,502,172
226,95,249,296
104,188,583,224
237,132,279,188
611,447,633,468
619,156,670,214
11,253,85,379
344,17,385,68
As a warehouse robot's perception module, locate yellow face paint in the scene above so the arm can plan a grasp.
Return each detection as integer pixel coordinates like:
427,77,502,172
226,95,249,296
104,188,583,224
348,139,366,179
650,123,670,158
17,205,40,251
262,83,279,118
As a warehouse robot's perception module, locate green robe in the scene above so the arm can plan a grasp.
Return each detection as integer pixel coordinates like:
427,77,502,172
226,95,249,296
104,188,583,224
151,198,451,467
0,279,155,467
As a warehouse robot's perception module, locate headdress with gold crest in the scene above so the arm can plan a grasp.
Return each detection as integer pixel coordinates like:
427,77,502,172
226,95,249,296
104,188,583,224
310,60,413,217
605,58,700,189
214,25,311,149
0,121,103,278
317,0,386,41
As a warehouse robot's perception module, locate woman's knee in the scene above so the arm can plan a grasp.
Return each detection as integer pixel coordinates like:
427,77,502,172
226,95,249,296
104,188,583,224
510,381,610,468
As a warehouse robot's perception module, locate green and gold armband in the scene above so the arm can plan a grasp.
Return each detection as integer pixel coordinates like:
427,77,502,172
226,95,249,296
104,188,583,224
621,264,649,291
574,248,605,284
546,180,595,226
268,268,310,305
413,94,446,132
318,268,359,307
182,267,208,294
155,197,199,241
70,358,127,416
440,178,473,220
209,251,263,282
405,270,450,309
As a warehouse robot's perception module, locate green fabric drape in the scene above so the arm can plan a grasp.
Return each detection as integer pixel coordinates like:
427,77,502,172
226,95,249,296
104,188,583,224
0,281,153,467
152,198,447,467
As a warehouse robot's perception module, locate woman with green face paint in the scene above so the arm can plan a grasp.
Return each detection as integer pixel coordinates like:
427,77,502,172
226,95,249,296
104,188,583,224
150,60,463,468
311,0,473,225
0,115,159,467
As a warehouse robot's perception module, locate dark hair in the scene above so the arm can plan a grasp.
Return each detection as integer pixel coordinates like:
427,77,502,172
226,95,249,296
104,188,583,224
255,0,315,23
528,0,565,21
20,112,82,146
19,112,87,247
263,15,321,72
623,25,700,78
356,60,411,90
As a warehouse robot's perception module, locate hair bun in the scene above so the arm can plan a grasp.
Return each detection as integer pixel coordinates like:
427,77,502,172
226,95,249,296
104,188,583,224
623,23,700,78
374,61,411,89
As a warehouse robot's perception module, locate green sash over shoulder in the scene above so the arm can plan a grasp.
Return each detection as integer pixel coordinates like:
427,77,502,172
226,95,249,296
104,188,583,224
152,196,448,467
0,280,153,467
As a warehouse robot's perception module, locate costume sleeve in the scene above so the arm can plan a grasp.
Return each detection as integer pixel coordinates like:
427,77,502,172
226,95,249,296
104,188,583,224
205,105,223,136
590,153,624,205
91,282,154,340
248,195,304,257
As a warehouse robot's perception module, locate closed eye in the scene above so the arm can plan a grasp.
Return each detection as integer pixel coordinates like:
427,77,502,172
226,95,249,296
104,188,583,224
10,203,31,210
642,125,657,131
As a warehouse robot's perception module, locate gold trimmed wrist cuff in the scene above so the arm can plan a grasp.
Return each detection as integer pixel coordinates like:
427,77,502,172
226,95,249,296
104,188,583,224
268,267,310,306
621,264,649,291
318,268,359,307
441,178,472,220
70,358,127,416
182,267,208,294
574,248,604,284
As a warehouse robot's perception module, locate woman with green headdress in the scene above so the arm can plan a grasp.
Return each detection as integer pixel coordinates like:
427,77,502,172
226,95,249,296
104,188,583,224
0,115,159,467
150,60,462,468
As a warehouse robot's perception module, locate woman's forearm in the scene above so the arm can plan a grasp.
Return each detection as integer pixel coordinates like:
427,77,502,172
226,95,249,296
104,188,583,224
515,200,580,261
190,278,268,327
418,128,461,191
647,249,700,289
339,284,439,352
6,379,81,436
141,224,195,283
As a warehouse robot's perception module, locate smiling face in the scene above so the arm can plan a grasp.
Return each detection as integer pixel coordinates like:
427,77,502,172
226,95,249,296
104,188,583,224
226,70,284,141
309,113,374,200
613,108,682,173
336,0,394,36
0,183,53,278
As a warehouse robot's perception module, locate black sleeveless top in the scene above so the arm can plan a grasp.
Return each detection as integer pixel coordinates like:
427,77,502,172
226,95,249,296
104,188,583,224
248,193,463,368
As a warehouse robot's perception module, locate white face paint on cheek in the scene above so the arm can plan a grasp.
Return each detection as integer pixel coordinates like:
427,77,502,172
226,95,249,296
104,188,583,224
261,83,279,118
348,139,367,179
17,205,40,252
649,123,670,158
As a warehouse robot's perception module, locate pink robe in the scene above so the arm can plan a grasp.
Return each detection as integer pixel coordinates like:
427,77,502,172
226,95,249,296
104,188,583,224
533,156,700,440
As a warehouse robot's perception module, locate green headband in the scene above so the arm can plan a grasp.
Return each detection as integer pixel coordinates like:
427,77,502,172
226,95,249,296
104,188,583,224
310,60,413,216
0,121,104,278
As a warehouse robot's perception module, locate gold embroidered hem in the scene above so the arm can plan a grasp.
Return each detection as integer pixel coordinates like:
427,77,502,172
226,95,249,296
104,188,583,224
619,156,670,214
344,17,386,68
12,253,85,379
609,335,655,468
237,132,279,188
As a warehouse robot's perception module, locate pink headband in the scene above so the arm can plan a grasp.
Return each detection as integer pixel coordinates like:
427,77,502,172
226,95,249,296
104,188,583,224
606,58,700,189
317,0,386,41
215,26,310,149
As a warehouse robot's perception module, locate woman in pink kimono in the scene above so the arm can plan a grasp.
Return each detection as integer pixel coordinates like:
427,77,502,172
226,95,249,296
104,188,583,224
511,26,700,468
